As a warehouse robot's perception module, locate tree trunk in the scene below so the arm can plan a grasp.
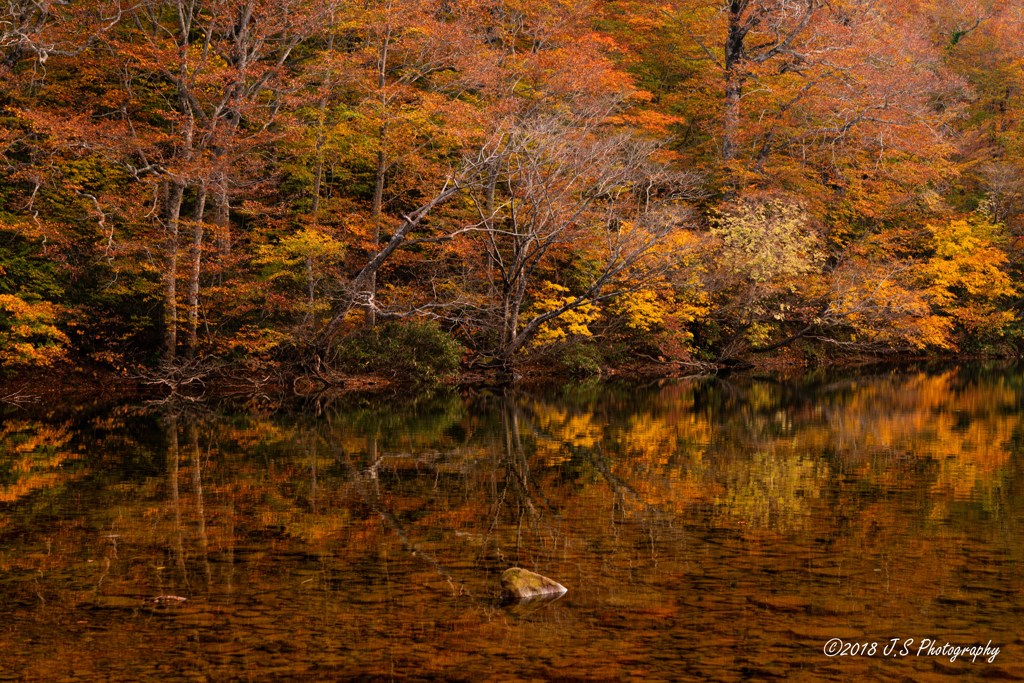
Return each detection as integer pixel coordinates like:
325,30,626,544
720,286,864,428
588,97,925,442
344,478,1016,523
365,24,391,331
312,154,325,216
498,277,527,370
484,161,499,299
500,287,516,360
368,127,386,329
165,414,187,583
187,419,212,586
215,176,230,259
186,184,207,360
723,73,743,163
305,256,316,323
311,34,335,217
163,180,185,364
317,178,465,350
722,1,747,163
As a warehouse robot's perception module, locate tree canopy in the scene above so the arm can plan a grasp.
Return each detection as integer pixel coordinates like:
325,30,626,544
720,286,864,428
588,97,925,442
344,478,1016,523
2,0,1022,378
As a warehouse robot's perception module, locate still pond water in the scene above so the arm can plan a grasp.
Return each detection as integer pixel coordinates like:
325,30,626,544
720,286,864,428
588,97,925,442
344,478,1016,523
1,367,1023,681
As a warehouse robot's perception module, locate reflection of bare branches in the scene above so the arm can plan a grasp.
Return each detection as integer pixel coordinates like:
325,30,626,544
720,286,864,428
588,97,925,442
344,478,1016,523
225,494,236,595
304,433,319,516
313,392,576,594
585,441,651,528
332,436,469,599
630,351,719,374
480,474,511,566
505,406,536,561
589,442,637,500
580,441,685,564
451,394,559,565
503,404,538,519
494,396,578,566
1,390,39,407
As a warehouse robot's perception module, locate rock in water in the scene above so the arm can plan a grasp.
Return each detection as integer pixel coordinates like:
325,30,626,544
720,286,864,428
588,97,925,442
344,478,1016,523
500,567,567,600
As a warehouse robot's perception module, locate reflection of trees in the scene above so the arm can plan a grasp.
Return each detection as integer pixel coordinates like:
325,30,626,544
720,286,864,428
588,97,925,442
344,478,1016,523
338,424,469,597
691,369,1024,528
290,369,1024,570
166,414,187,588
0,419,79,504
2,369,1021,558
307,392,567,593
153,413,218,596
3,370,1024,679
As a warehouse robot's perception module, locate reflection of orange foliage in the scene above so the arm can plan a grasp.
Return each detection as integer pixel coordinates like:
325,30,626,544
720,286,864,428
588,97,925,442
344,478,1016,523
529,402,602,465
611,409,718,514
592,369,1021,529
3,373,1024,681
226,420,294,449
342,517,381,548
823,371,1016,500
0,421,80,503
527,386,720,516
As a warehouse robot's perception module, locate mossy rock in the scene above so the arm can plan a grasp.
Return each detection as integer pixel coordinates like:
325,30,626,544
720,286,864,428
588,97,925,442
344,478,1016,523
500,567,567,600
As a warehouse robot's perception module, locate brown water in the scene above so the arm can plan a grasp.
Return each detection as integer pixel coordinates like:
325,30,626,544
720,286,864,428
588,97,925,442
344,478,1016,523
1,367,1022,681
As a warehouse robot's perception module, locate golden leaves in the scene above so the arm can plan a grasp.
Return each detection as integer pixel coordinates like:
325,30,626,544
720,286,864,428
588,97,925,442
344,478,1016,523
0,420,78,504
711,199,824,284
923,215,1017,338
609,289,667,332
826,257,954,350
526,282,599,347
0,295,69,368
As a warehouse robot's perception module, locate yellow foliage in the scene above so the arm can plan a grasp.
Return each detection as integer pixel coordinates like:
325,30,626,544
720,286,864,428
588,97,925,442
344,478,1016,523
923,216,1016,336
528,401,602,464
226,325,292,356
0,295,69,367
527,282,598,347
926,218,1014,299
0,421,79,503
611,289,667,332
828,262,954,350
711,199,824,284
255,227,345,281
717,451,828,530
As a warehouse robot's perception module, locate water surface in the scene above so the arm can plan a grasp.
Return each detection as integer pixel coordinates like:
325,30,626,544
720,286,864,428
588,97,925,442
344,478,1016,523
1,367,1022,681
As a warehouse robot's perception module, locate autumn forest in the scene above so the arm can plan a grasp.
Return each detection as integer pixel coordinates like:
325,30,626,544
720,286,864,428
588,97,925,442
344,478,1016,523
2,0,1023,383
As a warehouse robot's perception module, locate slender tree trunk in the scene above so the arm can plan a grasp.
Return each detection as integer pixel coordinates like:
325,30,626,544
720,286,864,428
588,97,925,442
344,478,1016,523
311,34,335,218
499,277,526,369
500,288,515,359
163,180,185,364
367,126,386,330
723,1,747,164
484,161,499,299
371,137,385,211
215,175,230,259
306,41,333,331
312,155,325,216
305,255,316,323
187,184,207,360
366,30,390,330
